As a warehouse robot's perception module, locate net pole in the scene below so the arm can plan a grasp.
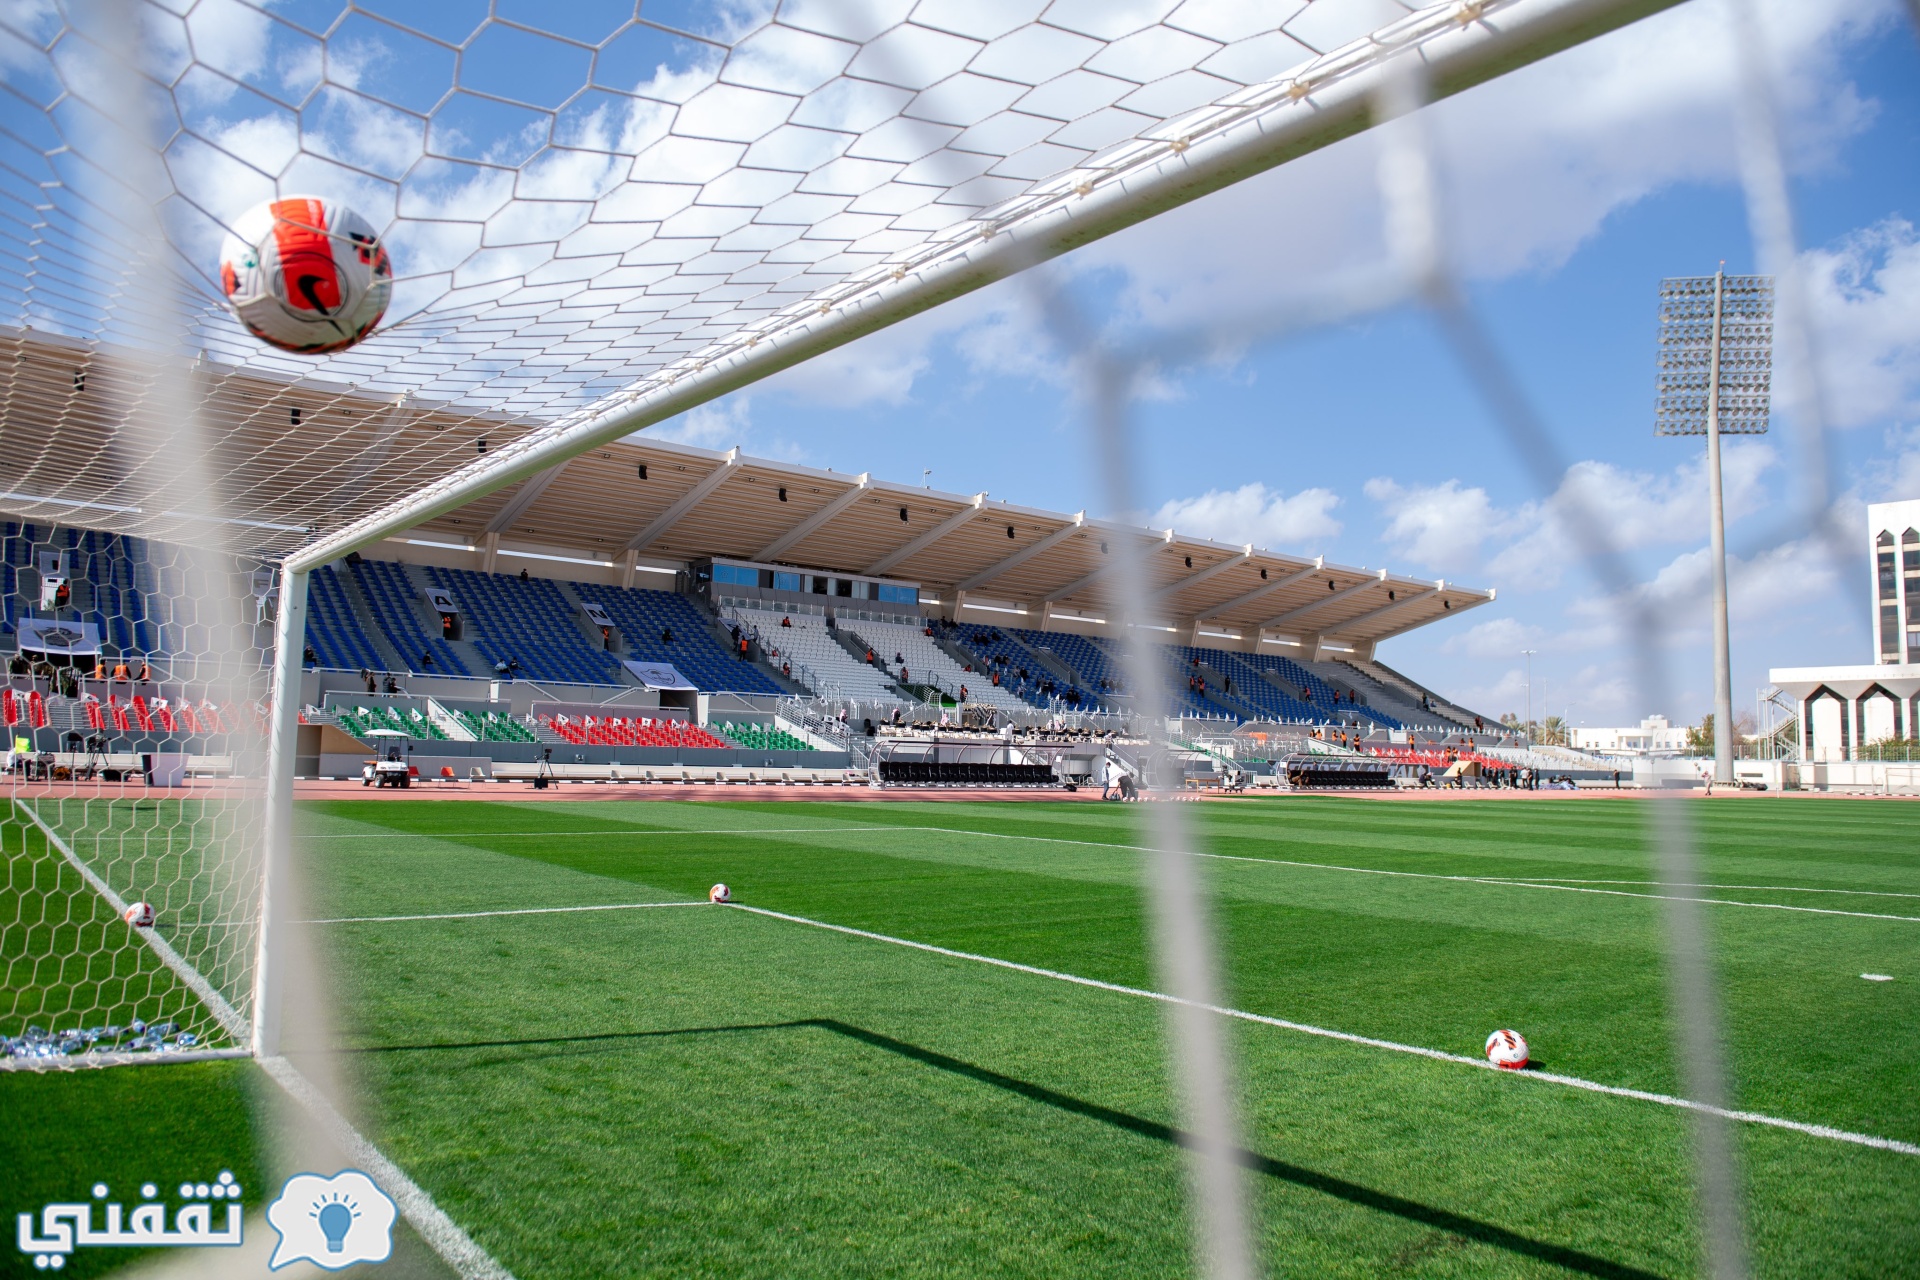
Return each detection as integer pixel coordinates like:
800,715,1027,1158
1704,271,1735,784
251,565,310,1059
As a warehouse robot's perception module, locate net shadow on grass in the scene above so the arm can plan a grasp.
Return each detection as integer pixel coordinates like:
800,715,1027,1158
347,1020,1663,1280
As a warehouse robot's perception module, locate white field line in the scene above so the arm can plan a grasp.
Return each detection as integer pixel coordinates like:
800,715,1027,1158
306,901,704,925
16,799,252,1043
259,1055,515,1280
1470,877,1920,900
299,832,1920,921
725,901,1920,1159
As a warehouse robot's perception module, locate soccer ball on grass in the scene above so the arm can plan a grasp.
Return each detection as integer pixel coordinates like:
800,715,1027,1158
709,884,731,904
123,901,155,928
1485,1028,1529,1070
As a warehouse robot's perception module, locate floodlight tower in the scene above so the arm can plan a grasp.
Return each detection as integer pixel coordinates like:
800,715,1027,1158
1657,269,1774,785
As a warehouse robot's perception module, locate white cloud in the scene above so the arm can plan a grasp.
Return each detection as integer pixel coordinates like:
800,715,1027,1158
1363,477,1497,569
1441,615,1543,660
653,396,754,449
1797,217,1920,428
1149,482,1341,550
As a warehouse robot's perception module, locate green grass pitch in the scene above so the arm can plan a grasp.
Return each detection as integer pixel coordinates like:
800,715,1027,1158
4,795,1917,1278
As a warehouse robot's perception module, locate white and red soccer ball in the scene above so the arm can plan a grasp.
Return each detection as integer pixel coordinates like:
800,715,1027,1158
1485,1028,1529,1070
219,196,392,354
123,901,155,928
709,884,731,904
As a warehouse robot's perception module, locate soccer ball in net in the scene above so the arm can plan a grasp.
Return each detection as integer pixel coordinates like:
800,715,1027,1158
123,901,156,928
218,196,392,355
1485,1028,1529,1070
709,884,731,904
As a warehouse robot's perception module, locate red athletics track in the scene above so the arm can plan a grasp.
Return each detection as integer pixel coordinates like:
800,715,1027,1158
5,780,1912,803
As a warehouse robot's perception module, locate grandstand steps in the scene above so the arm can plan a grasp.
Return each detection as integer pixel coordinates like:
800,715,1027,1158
399,564,494,677
335,562,408,673
1342,657,1483,731
828,625,912,699
999,634,1076,686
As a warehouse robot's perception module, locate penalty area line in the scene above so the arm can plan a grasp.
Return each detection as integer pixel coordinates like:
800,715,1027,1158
724,902,1920,1159
305,901,704,924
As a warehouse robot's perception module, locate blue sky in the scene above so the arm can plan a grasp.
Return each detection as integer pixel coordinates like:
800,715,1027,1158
654,0,1920,730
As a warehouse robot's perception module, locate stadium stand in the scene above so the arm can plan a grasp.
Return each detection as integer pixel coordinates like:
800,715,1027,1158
304,565,385,672
734,608,903,703
427,566,614,685
580,582,785,695
452,709,539,743
335,704,448,740
716,721,814,752
1010,628,1120,708
542,713,731,749
354,559,470,676
946,624,1056,708
838,617,1029,713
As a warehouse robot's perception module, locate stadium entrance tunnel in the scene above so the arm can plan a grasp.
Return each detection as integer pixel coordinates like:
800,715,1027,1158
342,1017,1658,1280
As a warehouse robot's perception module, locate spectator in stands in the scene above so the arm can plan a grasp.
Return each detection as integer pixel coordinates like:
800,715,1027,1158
959,684,968,702
601,626,612,651
519,568,529,582
361,668,376,692
303,644,318,666
738,635,749,661
781,616,791,628
1474,715,1484,732
420,650,434,670
91,658,107,681
894,651,903,665
782,662,791,678
383,674,399,694
508,658,521,676
866,647,876,665
135,659,150,682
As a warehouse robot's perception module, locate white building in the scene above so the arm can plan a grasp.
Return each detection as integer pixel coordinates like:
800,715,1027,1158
1571,715,1690,756
1769,500,1920,761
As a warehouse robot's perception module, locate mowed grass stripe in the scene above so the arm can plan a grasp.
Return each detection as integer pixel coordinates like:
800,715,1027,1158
725,900,1920,1157
319,866,1920,1279
305,799,1920,1145
302,818,1920,911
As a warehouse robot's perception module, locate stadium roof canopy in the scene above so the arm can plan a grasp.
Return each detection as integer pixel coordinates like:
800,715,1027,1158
409,433,1494,651
0,0,1676,572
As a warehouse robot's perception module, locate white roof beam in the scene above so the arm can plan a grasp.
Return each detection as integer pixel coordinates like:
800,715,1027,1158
623,448,742,552
1045,530,1172,603
1200,558,1322,621
1323,583,1444,637
864,492,987,576
1151,545,1253,603
753,473,871,561
1260,570,1390,631
957,513,1085,593
484,464,566,535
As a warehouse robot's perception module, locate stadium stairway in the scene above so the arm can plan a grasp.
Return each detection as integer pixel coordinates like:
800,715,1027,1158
1341,656,1489,731
399,564,494,676
331,564,408,672
841,617,1029,714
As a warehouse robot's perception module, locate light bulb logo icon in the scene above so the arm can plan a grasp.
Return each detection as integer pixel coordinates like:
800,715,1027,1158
316,1198,355,1252
266,1170,396,1270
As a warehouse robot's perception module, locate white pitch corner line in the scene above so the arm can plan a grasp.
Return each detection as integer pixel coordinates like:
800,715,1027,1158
259,1056,516,1280
1862,973,1894,982
305,900,703,925
724,901,1920,1159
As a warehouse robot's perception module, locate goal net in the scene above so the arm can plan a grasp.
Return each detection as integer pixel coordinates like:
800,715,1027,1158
0,1,1825,1276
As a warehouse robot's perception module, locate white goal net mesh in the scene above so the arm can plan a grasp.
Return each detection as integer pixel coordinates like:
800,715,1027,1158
0,2,1848,1278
